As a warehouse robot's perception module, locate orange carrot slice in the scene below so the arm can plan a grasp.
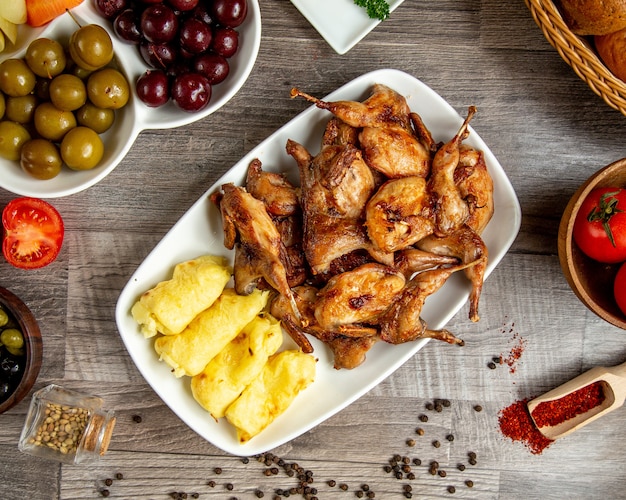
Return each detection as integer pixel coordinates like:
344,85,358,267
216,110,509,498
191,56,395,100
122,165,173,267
25,0,84,27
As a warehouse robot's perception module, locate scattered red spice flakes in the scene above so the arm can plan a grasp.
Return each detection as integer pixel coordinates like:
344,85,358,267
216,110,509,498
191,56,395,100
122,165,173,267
498,322,527,374
497,398,554,455
530,381,606,428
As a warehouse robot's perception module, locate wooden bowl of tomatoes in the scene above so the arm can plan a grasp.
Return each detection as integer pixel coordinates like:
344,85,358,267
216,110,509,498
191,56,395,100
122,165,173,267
0,287,43,414
558,158,626,330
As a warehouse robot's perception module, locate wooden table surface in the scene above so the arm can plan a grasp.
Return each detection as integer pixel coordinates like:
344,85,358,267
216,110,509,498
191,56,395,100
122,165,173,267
2,1,626,498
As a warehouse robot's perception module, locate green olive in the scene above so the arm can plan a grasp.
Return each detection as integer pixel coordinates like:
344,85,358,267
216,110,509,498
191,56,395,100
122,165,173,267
0,120,31,161
0,58,37,97
76,102,115,133
25,38,66,79
0,91,5,120
60,126,104,170
69,24,114,71
5,94,38,124
87,68,129,109
34,101,76,141
49,73,86,111
0,328,24,350
20,138,62,180
0,308,8,327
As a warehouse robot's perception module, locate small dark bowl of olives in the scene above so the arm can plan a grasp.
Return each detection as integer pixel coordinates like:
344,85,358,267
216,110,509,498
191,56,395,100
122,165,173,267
0,287,43,414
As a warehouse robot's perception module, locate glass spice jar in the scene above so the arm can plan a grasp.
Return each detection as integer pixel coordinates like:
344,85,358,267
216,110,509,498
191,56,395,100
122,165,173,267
18,384,116,464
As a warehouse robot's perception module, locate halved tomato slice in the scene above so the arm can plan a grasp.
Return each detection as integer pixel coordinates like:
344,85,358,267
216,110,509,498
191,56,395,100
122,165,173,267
2,197,64,269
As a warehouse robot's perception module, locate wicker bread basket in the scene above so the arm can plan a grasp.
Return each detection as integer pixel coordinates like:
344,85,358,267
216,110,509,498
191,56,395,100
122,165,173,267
525,0,626,116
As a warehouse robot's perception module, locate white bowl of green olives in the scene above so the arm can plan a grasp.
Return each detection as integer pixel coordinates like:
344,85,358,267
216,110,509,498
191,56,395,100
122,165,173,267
0,287,43,414
0,0,261,198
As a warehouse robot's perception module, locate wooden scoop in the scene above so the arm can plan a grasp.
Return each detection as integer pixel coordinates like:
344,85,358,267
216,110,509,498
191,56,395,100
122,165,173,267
527,361,626,440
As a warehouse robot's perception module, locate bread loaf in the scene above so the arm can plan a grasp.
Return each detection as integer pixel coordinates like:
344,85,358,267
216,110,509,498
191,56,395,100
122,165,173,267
557,0,626,35
595,27,626,81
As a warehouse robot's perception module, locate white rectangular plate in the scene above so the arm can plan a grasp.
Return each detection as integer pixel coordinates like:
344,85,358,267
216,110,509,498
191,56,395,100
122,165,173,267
115,69,522,456
290,0,405,54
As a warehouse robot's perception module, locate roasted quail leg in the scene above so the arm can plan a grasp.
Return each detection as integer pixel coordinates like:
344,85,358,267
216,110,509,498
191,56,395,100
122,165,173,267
217,183,302,323
417,225,488,322
429,106,477,236
378,264,470,345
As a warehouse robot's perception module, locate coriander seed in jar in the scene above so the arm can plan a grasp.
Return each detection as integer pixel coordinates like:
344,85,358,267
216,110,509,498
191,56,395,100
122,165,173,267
18,384,115,464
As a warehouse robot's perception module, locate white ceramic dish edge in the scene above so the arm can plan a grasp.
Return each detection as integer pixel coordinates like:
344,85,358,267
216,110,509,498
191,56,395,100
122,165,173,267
115,68,522,456
290,0,405,55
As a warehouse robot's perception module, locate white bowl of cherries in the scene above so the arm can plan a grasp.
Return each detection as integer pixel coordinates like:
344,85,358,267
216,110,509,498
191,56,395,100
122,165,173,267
0,0,261,198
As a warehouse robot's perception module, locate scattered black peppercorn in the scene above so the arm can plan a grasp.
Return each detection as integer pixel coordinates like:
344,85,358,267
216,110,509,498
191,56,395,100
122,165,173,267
442,399,450,407
426,402,434,410
104,478,113,486
214,467,222,475
438,470,447,478
474,405,483,412
434,403,443,412
448,486,456,494
132,414,142,423
433,440,441,448
356,491,364,498
328,480,336,487
446,434,454,442
116,473,123,480
457,464,466,471
419,414,428,422
415,427,424,435
207,480,216,487
226,483,234,491
340,483,349,491
100,490,109,498
488,362,497,369
465,480,474,488
412,458,421,466
407,472,415,480
469,458,477,465
255,490,264,498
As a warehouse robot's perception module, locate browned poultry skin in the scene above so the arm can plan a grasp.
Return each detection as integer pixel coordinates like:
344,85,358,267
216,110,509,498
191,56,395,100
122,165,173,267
394,248,460,279
455,145,494,235
217,183,302,323
291,83,412,130
429,106,477,236
314,263,406,329
291,84,431,178
245,158,299,217
286,138,378,275
322,117,360,146
417,225,488,322
328,335,379,370
365,176,435,253
378,264,469,345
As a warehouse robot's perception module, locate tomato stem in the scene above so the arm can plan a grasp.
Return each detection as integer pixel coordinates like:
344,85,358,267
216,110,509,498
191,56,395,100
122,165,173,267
587,190,624,248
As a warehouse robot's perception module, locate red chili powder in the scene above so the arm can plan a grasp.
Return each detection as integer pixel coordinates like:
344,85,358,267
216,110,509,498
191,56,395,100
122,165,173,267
498,398,554,455
530,381,606,428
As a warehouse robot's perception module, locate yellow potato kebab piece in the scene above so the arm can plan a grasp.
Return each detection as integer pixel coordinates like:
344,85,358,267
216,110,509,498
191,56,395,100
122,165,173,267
132,255,232,337
191,314,283,419
225,350,316,443
154,288,269,377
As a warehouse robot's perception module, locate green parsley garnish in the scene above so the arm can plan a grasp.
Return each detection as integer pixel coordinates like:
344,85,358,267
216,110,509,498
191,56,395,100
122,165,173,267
354,0,390,21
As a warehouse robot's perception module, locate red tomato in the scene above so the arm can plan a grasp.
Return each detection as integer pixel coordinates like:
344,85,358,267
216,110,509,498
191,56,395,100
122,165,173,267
2,197,64,269
616,263,626,316
573,187,626,263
